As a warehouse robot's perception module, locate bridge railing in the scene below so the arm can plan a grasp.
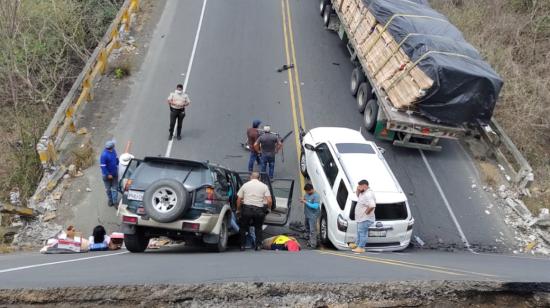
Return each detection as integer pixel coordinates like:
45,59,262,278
36,0,140,168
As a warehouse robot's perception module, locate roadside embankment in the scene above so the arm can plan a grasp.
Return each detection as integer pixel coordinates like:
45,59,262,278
1,281,549,307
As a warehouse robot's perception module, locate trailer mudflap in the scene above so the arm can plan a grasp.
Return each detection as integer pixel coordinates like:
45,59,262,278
374,121,395,141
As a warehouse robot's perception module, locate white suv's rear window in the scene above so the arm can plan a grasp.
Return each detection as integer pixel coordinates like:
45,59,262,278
335,143,375,154
351,201,408,221
375,202,408,220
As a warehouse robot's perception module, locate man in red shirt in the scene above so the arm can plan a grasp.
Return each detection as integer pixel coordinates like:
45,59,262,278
247,120,262,172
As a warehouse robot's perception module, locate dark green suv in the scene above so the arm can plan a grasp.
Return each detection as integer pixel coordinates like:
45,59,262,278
118,157,294,252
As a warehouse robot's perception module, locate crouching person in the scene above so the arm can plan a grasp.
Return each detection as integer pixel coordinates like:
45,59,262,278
88,225,111,251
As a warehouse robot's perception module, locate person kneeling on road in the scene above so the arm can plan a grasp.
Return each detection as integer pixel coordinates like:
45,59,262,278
236,172,272,251
88,225,110,251
262,235,301,251
301,183,320,249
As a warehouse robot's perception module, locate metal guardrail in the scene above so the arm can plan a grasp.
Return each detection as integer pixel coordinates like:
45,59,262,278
36,0,140,168
478,119,534,191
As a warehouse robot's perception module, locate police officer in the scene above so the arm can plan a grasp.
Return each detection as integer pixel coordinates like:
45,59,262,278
254,125,282,179
166,84,191,140
236,172,272,251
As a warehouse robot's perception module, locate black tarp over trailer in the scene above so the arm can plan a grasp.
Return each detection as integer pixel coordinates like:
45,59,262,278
362,0,503,125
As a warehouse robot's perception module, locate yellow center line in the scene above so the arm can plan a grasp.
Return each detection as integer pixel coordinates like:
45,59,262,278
320,250,499,278
285,0,307,129
319,250,464,276
281,0,305,191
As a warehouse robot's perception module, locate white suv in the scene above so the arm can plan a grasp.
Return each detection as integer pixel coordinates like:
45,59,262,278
300,127,414,251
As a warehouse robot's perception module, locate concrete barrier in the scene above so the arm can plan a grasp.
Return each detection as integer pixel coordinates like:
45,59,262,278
36,0,140,169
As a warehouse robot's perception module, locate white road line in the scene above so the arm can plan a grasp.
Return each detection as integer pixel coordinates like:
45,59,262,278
165,0,208,158
0,251,129,274
419,149,476,254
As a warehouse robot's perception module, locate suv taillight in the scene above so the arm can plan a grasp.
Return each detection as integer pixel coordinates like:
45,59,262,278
196,186,215,204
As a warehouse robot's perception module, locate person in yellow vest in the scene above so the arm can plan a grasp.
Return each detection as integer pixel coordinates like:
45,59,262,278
262,234,301,251
166,84,191,140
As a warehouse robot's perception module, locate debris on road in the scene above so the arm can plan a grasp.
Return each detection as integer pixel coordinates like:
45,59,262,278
42,212,57,222
277,63,294,72
9,188,21,206
414,235,425,247
76,127,88,135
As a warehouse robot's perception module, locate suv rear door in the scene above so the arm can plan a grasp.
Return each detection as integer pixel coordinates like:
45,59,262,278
237,172,294,226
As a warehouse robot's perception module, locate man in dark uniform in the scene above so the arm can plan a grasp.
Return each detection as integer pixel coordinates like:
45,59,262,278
166,84,191,140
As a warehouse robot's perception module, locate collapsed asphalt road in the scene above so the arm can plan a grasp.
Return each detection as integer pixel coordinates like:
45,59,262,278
6,0,547,294
1,281,549,307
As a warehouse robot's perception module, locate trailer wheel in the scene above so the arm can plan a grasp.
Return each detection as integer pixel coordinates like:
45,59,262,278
351,68,365,96
323,4,332,27
364,99,379,132
319,0,329,16
356,82,371,113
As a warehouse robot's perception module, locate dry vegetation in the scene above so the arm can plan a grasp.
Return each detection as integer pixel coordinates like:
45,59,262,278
430,0,550,213
0,0,122,205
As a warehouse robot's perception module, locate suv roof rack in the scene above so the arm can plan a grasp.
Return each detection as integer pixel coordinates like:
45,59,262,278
143,156,209,168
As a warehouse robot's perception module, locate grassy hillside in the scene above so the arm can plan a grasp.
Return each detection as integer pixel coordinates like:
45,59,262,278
430,0,550,212
0,0,122,204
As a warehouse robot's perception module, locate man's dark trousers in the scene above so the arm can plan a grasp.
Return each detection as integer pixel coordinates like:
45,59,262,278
261,155,275,178
239,205,266,248
169,107,185,137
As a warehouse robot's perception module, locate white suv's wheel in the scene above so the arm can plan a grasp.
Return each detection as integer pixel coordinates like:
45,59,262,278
320,210,330,246
300,151,309,178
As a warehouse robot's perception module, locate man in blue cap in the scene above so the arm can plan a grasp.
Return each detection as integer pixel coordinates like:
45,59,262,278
100,140,119,207
246,119,262,172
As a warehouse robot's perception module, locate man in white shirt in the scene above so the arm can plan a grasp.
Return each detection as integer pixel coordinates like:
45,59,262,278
236,172,272,251
350,179,376,253
167,84,191,140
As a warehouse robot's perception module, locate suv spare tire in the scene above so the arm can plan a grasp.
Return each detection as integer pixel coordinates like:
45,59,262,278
143,179,190,223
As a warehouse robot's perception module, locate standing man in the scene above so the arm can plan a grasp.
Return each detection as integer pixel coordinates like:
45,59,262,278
254,125,282,179
236,172,272,251
167,83,191,140
247,119,262,172
349,180,376,253
100,140,119,207
300,183,320,248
